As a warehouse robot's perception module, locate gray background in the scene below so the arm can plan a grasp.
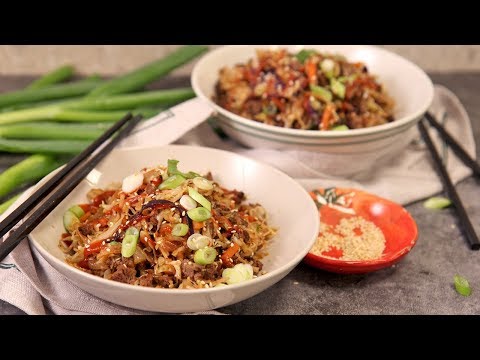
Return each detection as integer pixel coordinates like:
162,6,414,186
0,46,479,75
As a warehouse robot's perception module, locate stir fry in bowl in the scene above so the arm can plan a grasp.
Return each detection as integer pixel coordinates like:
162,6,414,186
59,160,276,289
214,48,395,131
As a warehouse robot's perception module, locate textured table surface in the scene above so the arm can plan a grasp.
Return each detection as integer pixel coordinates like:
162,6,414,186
1,73,479,315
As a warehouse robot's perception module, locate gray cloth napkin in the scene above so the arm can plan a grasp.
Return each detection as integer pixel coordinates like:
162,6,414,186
0,85,475,314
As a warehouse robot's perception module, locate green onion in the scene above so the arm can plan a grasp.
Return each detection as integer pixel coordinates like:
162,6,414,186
0,138,90,154
122,227,140,258
222,264,254,285
194,246,217,265
424,196,452,210
330,78,346,99
0,78,103,109
167,159,200,179
68,205,85,218
179,194,197,210
320,58,335,78
87,45,208,97
454,275,472,296
0,154,62,198
0,122,110,140
109,241,121,246
0,89,192,125
172,223,189,237
158,174,186,190
187,234,211,250
295,49,317,64
192,177,213,191
27,65,75,90
188,187,211,211
310,85,332,102
332,125,349,131
187,207,211,222
63,210,80,233
0,194,21,215
67,88,195,111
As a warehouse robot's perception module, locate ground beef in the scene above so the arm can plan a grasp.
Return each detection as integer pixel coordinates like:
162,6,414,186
78,223,95,236
138,271,154,287
181,259,202,279
155,274,174,288
110,258,136,284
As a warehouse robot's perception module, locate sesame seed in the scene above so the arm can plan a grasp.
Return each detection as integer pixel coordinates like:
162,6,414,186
182,211,186,216
293,281,299,285
231,230,236,234
106,248,111,252
230,243,234,247
126,221,130,225
102,241,105,245
85,244,90,248
123,264,127,268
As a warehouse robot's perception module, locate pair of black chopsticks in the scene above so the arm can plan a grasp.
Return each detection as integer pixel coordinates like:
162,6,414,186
0,113,143,262
418,112,480,251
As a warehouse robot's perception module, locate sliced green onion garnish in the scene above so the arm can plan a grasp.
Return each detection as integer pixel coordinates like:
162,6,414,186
172,223,189,237
109,241,121,246
320,58,335,78
121,227,139,258
222,263,254,285
192,176,213,191
187,207,211,222
330,78,346,99
332,125,349,131
188,187,211,211
167,159,200,179
194,246,217,265
180,194,197,210
310,84,332,102
187,234,211,250
424,196,452,210
63,210,80,233
68,205,85,218
454,275,472,296
235,263,254,280
159,174,186,190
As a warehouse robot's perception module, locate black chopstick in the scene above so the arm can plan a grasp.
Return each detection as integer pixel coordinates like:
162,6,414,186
418,119,480,251
424,111,480,177
0,112,134,240
0,114,143,262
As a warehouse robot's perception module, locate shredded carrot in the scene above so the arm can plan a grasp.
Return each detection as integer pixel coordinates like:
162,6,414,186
193,221,204,231
321,105,333,130
221,243,240,267
305,59,317,83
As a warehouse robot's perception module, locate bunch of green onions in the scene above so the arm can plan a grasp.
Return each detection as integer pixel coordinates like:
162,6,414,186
0,45,208,214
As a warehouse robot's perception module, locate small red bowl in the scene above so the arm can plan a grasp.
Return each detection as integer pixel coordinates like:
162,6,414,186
303,187,418,274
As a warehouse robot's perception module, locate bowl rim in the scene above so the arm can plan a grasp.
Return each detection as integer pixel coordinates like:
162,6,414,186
303,186,419,271
29,144,320,295
191,44,434,138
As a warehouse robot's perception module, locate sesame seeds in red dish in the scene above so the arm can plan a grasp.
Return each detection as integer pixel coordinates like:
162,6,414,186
304,187,418,274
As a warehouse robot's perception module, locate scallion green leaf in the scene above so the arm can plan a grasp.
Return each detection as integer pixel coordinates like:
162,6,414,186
194,246,217,265
187,207,211,222
454,275,472,296
122,227,139,258
424,196,452,210
171,223,189,237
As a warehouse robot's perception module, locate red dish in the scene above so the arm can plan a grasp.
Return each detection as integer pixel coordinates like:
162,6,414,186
303,187,418,274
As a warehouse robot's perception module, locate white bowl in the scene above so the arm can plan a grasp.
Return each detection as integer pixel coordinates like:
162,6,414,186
28,145,319,313
191,45,434,176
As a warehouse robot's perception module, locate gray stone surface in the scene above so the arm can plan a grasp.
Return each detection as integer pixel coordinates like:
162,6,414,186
0,73,479,315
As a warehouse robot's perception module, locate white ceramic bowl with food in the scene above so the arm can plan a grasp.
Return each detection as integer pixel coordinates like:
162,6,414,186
191,45,434,176
28,145,319,313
